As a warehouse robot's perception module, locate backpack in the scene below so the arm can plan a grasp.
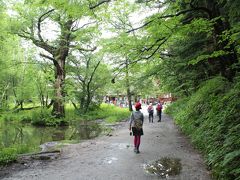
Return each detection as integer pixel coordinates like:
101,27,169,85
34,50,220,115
157,104,162,111
134,119,143,130
148,106,153,113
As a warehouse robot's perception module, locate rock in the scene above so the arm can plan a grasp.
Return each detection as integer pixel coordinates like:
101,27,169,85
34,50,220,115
40,142,59,153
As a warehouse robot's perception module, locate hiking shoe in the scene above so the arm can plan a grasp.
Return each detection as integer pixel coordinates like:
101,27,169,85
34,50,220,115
136,150,140,154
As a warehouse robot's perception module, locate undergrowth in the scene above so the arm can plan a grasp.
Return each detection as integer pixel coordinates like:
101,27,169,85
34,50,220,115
0,144,35,165
0,103,130,127
165,76,240,180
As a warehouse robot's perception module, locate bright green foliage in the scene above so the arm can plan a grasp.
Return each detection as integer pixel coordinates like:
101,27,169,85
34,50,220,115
67,53,111,113
82,103,130,122
0,0,239,176
31,108,68,126
148,1,240,179
1,111,32,123
0,148,17,165
165,76,240,180
0,144,35,165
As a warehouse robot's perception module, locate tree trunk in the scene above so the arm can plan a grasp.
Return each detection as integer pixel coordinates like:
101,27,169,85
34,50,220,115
80,83,86,111
51,19,72,117
84,82,92,113
52,59,65,118
45,95,48,107
127,86,132,111
126,59,133,111
20,101,23,110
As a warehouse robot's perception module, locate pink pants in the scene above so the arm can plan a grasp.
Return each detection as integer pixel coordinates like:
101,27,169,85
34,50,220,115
134,135,141,149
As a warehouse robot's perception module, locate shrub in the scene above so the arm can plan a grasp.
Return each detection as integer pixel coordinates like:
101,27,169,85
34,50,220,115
31,108,68,126
165,76,240,180
0,148,17,165
0,144,35,166
2,112,32,123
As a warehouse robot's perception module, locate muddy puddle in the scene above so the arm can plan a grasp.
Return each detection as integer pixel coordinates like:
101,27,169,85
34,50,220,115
144,157,182,178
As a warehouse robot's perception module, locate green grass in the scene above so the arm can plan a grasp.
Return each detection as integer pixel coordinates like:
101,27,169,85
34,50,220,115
84,103,130,123
0,103,130,126
0,148,17,165
1,110,32,123
0,144,36,165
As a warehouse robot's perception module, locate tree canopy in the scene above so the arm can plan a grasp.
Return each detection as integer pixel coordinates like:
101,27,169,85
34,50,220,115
0,0,240,178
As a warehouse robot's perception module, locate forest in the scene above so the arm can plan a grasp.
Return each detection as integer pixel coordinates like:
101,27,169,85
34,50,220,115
0,0,239,179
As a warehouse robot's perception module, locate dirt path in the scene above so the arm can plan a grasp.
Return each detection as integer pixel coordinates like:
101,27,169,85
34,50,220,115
2,107,211,180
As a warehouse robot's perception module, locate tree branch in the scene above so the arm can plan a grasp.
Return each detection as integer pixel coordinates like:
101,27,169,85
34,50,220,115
18,10,56,54
31,39,56,54
70,45,97,52
117,36,170,69
18,33,31,39
189,0,212,18
37,9,55,42
88,61,101,86
68,60,84,83
71,21,97,32
140,37,166,52
139,37,169,60
126,8,205,33
89,0,111,9
126,20,154,33
39,53,55,61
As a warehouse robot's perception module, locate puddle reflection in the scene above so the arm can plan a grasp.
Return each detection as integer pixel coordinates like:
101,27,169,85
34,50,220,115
0,120,102,152
144,157,182,178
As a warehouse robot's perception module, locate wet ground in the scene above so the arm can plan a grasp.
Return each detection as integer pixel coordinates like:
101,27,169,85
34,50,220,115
1,106,212,180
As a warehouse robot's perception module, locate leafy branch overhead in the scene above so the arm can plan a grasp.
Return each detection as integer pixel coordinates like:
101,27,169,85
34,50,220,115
0,1,239,178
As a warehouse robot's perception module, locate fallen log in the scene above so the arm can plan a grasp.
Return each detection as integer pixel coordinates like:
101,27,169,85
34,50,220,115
18,150,61,161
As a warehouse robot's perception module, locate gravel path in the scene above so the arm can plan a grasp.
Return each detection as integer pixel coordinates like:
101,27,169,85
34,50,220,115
2,106,211,180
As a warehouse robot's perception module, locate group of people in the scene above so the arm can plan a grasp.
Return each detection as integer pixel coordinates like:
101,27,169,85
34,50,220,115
129,101,163,154
146,102,163,123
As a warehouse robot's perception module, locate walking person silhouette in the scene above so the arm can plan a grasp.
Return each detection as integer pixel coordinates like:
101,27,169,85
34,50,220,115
129,102,144,154
147,103,154,123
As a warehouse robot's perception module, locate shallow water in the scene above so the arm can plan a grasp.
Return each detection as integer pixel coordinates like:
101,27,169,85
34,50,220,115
0,120,102,152
144,157,182,178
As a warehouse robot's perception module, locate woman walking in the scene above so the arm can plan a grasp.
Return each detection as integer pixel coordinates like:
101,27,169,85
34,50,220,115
147,103,154,123
129,102,144,154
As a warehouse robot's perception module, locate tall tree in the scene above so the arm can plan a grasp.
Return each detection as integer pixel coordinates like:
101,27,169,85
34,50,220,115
11,0,108,117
